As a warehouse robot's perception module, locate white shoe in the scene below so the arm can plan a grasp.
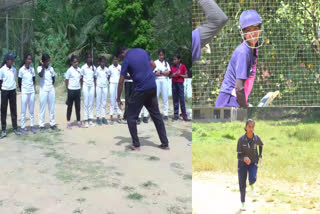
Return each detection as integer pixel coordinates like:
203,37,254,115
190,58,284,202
241,203,246,211
89,121,95,126
250,184,257,197
85,122,89,128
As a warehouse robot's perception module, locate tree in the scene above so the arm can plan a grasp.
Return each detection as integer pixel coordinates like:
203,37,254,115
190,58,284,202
151,0,192,68
104,0,156,52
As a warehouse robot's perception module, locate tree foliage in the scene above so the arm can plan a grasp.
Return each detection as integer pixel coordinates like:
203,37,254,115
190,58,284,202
104,0,156,52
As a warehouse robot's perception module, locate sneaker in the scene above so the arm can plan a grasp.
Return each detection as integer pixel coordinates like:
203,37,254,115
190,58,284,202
116,117,122,124
14,129,21,136
96,119,102,126
102,118,108,125
173,117,179,121
50,125,58,130
137,118,141,125
158,144,170,150
77,121,83,128
84,121,89,128
1,130,7,138
67,122,72,130
163,116,169,121
250,184,257,196
20,128,28,135
39,127,45,132
143,117,149,123
30,127,37,134
240,202,246,211
89,120,95,127
183,118,191,122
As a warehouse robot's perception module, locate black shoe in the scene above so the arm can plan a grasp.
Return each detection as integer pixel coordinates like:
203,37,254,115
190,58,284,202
1,130,7,138
137,119,141,125
50,125,58,130
14,129,21,136
173,117,179,121
163,116,169,121
143,117,148,123
128,145,141,151
158,144,170,150
183,118,191,122
39,127,45,132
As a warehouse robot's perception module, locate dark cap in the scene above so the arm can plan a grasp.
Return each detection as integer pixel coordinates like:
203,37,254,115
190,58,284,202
4,53,17,61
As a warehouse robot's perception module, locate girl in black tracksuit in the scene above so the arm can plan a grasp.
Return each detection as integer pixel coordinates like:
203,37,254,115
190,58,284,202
237,119,263,210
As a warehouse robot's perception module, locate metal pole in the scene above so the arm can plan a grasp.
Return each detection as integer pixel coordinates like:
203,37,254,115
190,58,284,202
32,0,36,67
21,8,25,59
6,12,9,51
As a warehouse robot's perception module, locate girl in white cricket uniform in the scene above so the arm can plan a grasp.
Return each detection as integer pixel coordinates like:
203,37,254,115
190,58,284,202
0,53,20,137
154,49,171,120
138,106,149,124
95,56,109,125
18,54,36,134
65,55,83,129
108,56,122,124
37,54,57,131
81,53,96,128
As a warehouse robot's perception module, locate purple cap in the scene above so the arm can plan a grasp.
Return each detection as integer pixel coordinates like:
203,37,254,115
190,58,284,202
239,10,262,29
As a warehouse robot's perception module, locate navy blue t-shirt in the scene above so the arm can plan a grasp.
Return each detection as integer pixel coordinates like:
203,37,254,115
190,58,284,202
120,48,156,92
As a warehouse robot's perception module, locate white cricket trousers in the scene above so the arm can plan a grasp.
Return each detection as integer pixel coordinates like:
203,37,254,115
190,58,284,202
21,92,35,129
109,82,121,116
156,78,169,116
82,85,95,121
96,86,108,118
39,89,56,127
139,106,149,118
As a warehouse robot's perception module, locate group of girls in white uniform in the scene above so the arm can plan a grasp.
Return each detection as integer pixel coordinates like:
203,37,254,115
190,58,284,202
0,49,191,136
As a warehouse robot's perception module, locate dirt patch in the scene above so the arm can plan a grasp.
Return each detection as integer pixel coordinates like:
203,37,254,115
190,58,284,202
0,98,191,214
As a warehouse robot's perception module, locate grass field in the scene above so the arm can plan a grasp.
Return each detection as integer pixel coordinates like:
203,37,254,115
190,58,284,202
192,120,320,213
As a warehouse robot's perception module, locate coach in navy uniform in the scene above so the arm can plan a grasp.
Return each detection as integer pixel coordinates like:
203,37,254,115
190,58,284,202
116,47,169,150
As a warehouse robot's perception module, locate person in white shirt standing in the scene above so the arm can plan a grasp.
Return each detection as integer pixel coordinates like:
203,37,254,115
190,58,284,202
81,53,96,128
138,107,149,124
154,49,171,121
18,54,36,134
0,53,21,137
123,73,134,121
108,55,122,124
95,56,109,126
38,53,57,132
65,55,83,129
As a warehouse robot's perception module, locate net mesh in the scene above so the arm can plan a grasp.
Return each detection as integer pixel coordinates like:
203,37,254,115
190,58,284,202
0,0,34,67
192,0,320,107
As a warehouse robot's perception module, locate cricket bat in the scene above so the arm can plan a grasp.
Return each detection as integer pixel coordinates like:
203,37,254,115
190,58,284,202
257,91,280,107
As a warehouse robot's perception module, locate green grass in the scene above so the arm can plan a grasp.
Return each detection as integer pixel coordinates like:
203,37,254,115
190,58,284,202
127,192,143,200
24,207,39,213
147,156,160,161
140,181,158,189
192,121,320,184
